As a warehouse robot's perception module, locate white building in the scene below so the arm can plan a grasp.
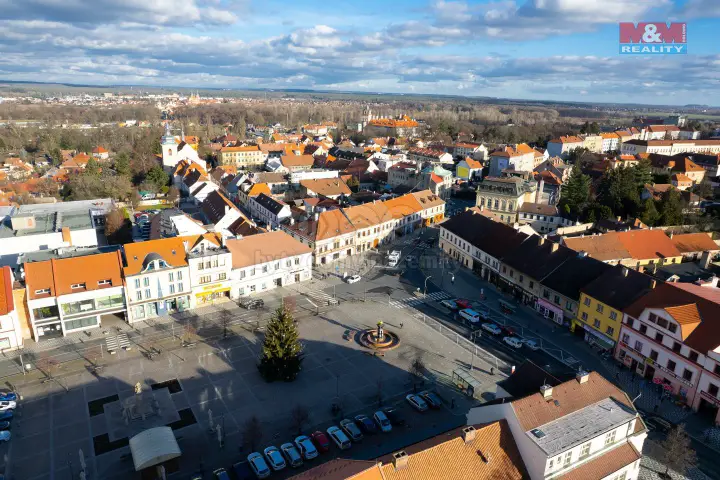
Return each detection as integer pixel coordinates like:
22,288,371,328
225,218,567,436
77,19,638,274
600,133,621,153
621,140,720,156
248,193,292,228
454,142,488,161
407,147,453,166
226,231,313,298
161,124,206,172
0,267,23,350
467,372,646,480
546,136,584,160
488,144,537,177
187,234,233,308
25,251,127,339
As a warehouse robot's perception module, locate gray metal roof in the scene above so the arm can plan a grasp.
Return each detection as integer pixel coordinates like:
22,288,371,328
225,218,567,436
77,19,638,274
527,397,636,456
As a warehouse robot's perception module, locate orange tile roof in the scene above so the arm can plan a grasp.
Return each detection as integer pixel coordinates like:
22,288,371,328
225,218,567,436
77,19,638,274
664,304,702,340
600,132,620,139
123,237,191,276
300,178,351,197
288,459,382,480
247,183,271,197
220,145,261,152
92,146,108,154
558,442,641,480
378,421,527,480
672,173,692,183
0,267,14,315
226,231,311,269
670,233,718,253
512,372,634,431
463,158,483,169
26,251,124,300
280,154,315,168
564,230,681,262
411,190,445,209
514,143,534,154
552,135,583,144
674,157,705,173
344,202,392,229
383,193,423,219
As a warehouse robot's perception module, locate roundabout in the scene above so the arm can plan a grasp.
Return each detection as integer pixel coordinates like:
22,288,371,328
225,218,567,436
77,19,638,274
358,321,401,351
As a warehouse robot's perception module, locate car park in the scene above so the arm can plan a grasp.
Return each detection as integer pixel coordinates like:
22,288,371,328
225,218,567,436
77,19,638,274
419,390,442,409
373,411,392,433
458,309,481,324
232,461,255,480
345,275,361,284
503,336,523,349
383,407,406,426
0,401,16,411
280,442,303,467
440,299,459,310
340,419,363,441
481,322,502,335
212,468,231,480
294,435,318,460
522,339,540,350
263,446,287,471
247,453,271,479
327,426,352,450
239,298,264,309
310,431,330,453
405,393,428,412
354,414,378,434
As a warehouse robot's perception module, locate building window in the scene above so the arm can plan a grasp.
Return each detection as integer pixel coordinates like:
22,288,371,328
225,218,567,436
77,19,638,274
178,282,183,291
581,312,588,321
529,281,534,289
668,323,678,333
554,295,561,305
548,459,554,470
688,351,699,362
596,304,604,313
604,430,616,445
580,442,591,458
145,289,151,299
655,332,664,343
169,284,175,294
610,311,617,320
144,277,150,287
634,340,643,352
98,279,111,286
593,319,601,328
239,270,246,280
177,271,182,280
136,292,142,301
667,359,676,372
606,326,614,336
672,342,681,353
639,324,647,334
169,272,174,282
134,279,140,289
35,288,51,295
649,312,658,323
295,258,300,265
218,273,227,281
683,369,693,381
250,268,256,276
199,275,211,284
71,283,86,290
709,384,719,397
650,350,658,361
262,266,268,273
563,451,572,467
583,297,591,306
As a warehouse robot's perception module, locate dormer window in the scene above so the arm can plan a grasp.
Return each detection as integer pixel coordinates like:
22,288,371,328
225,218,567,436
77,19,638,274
97,279,111,286
71,283,86,290
35,288,51,295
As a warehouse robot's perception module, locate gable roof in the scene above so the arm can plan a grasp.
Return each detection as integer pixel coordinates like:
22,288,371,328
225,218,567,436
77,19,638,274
580,264,656,311
343,202,392,229
563,230,681,262
511,372,634,432
26,251,124,299
251,193,287,215
123,237,190,276
502,238,577,281
541,254,612,301
280,154,315,168
558,442,641,480
287,459,382,480
383,194,423,219
0,267,14,315
201,190,242,224
247,183,271,197
671,233,718,254
300,178,351,197
411,190,445,209
441,209,529,260
226,231,311,269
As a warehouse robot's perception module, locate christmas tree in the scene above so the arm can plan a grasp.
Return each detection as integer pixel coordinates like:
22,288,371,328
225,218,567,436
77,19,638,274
257,306,303,382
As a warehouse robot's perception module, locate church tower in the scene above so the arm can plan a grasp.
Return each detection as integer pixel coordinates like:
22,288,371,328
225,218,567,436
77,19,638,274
161,122,178,170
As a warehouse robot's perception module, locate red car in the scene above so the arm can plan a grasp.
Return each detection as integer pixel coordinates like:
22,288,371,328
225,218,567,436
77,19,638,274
455,299,472,310
500,325,516,336
310,431,330,453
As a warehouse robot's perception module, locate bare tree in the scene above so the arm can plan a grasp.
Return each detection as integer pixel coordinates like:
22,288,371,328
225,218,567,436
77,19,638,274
660,424,697,477
241,415,264,452
36,355,59,380
375,379,384,407
219,309,233,339
290,405,310,435
409,355,426,391
181,322,197,345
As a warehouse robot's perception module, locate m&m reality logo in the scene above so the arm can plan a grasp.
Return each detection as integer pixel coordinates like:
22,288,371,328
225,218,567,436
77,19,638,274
619,22,687,55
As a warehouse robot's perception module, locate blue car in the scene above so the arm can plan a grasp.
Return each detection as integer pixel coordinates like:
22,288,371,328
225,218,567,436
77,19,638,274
0,431,9,442
0,393,17,402
0,421,10,430
0,411,13,421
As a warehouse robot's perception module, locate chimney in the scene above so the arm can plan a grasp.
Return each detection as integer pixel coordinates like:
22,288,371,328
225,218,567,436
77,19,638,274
578,250,588,258
314,212,319,222
621,266,629,277
551,243,559,253
540,384,553,399
669,232,674,239
462,426,476,444
651,279,657,289
538,236,545,246
576,370,590,384
392,451,409,471
701,250,712,270
617,216,622,222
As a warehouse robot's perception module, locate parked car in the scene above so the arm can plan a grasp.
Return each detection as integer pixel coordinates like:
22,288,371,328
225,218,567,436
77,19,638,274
0,392,17,402
500,325,516,336
522,339,540,351
0,421,10,430
246,453,271,479
455,298,472,310
294,435,318,460
383,407,406,426
388,250,401,260
373,411,392,433
503,336,523,349
458,309,481,324
345,275,361,284
263,446,286,471
212,468,231,480
280,442,303,468
481,323,502,335
0,401,16,412
354,414,378,434
239,298,264,309
0,430,9,443
232,462,255,480
310,431,330,453
340,418,363,441
440,299,459,310
0,411,13,421
419,390,442,409
327,426,352,450
406,393,428,412
476,304,491,320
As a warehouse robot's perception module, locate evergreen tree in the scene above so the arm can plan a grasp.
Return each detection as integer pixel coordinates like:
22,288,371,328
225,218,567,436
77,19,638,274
84,157,101,176
659,189,684,226
114,152,131,178
258,307,303,382
559,165,591,218
146,165,169,191
598,167,640,218
632,158,653,189
639,197,660,226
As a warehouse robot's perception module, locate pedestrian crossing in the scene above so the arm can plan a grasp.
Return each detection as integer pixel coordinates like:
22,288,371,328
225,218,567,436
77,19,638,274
389,291,452,309
105,332,131,353
295,285,339,306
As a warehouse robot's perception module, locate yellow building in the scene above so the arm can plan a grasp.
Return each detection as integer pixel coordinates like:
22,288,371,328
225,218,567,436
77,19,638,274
218,145,265,168
572,265,655,349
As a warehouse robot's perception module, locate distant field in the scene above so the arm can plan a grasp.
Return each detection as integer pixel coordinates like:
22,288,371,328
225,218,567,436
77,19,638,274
645,112,720,120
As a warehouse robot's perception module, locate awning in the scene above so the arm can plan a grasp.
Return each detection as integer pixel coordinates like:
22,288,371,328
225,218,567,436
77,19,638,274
129,427,181,471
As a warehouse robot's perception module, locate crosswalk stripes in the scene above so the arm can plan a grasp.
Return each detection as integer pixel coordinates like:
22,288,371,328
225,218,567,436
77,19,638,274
389,291,452,309
105,335,118,352
117,333,130,349
295,285,339,306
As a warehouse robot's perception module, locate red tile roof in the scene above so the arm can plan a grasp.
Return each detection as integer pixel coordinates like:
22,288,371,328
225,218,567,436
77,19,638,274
0,267,14,315
558,442,641,480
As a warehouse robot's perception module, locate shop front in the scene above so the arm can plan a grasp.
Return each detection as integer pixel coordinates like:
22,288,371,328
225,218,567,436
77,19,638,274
536,298,564,325
583,323,615,350
194,283,232,306
131,295,190,322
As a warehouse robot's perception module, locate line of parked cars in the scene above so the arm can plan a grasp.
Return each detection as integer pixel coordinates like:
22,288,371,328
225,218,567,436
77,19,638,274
0,391,18,443
440,298,541,352
212,406,409,479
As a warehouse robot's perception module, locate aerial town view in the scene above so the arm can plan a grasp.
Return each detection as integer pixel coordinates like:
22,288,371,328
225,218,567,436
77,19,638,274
0,1,719,480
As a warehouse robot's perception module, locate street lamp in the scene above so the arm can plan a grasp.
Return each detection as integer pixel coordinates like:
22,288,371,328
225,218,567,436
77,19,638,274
423,275,432,297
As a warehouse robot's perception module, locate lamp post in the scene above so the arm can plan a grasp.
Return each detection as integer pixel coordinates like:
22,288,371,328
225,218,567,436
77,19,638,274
423,275,432,298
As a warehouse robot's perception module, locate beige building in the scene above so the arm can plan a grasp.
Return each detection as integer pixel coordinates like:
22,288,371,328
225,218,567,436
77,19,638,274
582,134,602,153
475,177,534,224
621,140,720,156
219,145,265,168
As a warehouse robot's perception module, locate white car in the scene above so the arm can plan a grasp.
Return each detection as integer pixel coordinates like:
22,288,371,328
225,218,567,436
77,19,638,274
263,445,287,471
0,401,16,411
388,250,401,260
247,452,271,479
327,426,352,450
458,309,481,324
373,411,392,433
522,339,541,351
503,336,523,349
481,323,502,335
406,393,428,412
294,435,318,460
346,275,361,284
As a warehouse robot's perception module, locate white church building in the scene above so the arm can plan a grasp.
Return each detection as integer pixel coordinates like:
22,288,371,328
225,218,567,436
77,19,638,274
161,124,207,172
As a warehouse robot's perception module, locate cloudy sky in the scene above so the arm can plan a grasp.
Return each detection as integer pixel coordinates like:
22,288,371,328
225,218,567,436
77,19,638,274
1,0,719,105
